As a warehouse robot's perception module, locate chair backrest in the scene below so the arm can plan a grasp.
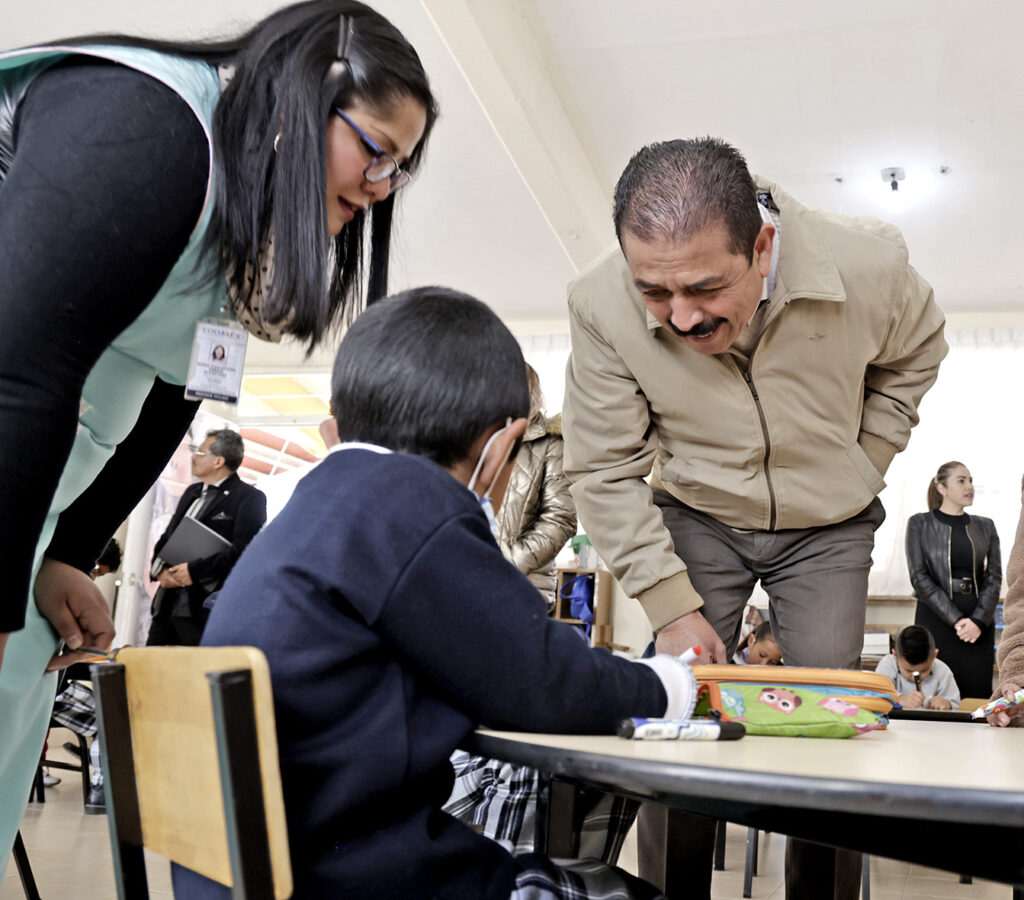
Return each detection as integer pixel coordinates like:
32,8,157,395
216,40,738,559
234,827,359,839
959,697,991,714
92,646,292,900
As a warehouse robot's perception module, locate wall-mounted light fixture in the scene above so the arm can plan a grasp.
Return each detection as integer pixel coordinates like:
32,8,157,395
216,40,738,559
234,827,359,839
881,167,906,191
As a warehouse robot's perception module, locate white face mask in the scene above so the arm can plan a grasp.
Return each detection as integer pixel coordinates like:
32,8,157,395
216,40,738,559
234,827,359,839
467,418,512,537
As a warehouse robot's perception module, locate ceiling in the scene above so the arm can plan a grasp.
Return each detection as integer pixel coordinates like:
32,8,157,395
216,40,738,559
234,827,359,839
10,0,1024,442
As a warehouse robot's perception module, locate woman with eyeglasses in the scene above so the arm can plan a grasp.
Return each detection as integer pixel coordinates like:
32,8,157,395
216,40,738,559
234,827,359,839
905,461,1002,699
0,0,436,867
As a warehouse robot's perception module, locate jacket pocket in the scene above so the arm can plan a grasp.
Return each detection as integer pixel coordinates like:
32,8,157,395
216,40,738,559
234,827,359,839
846,442,886,495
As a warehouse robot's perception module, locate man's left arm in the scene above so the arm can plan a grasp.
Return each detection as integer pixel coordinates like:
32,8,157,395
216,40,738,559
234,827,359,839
186,488,268,588
859,263,948,477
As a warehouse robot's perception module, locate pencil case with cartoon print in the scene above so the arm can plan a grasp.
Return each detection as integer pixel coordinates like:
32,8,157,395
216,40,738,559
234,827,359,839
690,665,898,738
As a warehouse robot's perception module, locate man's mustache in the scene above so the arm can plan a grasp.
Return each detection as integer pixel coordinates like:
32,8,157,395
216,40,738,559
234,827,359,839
669,318,722,338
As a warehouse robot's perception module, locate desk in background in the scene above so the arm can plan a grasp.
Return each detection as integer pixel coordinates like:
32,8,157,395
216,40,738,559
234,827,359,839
466,718,1024,886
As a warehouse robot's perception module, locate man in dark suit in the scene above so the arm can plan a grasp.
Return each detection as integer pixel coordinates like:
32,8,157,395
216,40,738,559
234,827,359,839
147,429,267,646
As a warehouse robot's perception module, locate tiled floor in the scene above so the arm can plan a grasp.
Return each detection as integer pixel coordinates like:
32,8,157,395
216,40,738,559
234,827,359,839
0,730,172,899
616,822,1015,899
2,729,1016,898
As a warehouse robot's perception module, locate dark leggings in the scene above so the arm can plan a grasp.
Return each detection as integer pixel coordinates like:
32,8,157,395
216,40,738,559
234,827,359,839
0,58,208,630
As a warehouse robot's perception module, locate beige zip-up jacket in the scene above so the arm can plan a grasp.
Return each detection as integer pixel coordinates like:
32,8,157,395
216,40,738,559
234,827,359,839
562,180,948,631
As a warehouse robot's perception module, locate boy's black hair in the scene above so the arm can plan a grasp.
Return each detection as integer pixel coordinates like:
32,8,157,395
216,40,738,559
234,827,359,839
331,286,530,467
740,619,774,650
95,537,122,573
895,625,936,665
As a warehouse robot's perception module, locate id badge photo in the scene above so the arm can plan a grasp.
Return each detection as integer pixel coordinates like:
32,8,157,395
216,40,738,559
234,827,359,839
184,318,249,404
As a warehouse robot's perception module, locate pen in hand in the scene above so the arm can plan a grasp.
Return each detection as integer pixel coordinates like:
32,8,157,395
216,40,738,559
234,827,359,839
971,688,1024,719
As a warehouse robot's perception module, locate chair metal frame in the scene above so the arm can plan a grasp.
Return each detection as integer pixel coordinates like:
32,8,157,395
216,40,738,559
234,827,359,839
12,830,41,900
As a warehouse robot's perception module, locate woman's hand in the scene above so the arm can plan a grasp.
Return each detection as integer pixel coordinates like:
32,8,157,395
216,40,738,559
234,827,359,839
988,683,1024,727
34,559,116,673
954,617,981,643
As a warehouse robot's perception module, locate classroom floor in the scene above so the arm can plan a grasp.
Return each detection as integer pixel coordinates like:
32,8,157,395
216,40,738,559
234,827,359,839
2,728,1014,899
615,822,1013,900
0,732,171,899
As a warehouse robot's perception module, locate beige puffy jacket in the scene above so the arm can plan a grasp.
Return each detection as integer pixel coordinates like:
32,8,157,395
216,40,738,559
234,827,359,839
495,412,577,610
563,179,948,631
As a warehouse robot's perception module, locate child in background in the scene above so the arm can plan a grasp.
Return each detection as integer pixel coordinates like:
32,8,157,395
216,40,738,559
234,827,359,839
179,288,692,900
877,625,961,710
733,621,783,665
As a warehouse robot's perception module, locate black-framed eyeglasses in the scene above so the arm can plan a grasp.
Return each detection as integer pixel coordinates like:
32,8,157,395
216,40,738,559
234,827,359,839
334,108,412,194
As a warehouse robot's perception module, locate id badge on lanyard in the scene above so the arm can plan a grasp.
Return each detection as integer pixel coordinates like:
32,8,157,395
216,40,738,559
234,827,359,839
184,318,249,404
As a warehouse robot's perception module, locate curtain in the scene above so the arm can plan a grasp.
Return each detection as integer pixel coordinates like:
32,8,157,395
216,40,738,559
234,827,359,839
869,328,1024,596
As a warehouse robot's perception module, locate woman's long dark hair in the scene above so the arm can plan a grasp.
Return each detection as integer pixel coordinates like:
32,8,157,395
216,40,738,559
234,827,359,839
62,0,438,347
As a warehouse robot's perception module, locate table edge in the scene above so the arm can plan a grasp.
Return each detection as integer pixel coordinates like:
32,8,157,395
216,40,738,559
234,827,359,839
466,732,1024,828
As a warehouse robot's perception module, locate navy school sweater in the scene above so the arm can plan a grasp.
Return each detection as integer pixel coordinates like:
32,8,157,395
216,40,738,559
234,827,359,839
176,447,667,899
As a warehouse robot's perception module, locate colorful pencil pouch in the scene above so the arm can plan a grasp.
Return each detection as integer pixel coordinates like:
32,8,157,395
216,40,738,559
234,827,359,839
691,665,897,738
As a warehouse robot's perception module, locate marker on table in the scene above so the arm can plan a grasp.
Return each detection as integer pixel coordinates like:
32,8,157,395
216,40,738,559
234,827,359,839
618,717,746,741
970,688,1024,719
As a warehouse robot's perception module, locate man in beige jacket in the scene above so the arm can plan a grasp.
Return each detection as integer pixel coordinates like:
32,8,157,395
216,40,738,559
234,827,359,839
562,137,947,899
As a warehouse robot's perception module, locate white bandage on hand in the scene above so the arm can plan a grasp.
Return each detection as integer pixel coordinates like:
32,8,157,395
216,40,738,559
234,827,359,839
636,655,698,719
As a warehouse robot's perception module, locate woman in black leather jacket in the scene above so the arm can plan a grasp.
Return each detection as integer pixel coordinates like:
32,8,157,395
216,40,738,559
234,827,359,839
905,461,1001,697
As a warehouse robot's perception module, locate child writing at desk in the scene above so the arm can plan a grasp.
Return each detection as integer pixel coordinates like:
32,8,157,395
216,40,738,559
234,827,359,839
178,287,694,899
876,625,961,710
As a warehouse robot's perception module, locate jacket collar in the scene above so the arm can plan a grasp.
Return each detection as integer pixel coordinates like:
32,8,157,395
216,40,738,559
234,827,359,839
199,471,240,497
757,177,846,307
640,177,847,333
523,411,547,442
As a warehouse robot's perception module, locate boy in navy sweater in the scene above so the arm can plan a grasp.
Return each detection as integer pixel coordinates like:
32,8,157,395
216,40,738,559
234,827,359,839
176,288,694,899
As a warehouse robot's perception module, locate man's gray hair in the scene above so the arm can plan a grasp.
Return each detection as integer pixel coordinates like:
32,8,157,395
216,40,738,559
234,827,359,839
613,136,763,258
206,428,245,472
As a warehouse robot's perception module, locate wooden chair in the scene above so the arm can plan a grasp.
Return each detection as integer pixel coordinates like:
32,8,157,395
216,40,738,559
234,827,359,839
91,646,291,900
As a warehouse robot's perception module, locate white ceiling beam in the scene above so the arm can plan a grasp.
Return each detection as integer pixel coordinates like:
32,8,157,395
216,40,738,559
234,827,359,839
422,0,613,271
